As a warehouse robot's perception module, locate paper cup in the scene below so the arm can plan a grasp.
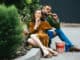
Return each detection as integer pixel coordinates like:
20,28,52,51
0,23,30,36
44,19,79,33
56,41,65,53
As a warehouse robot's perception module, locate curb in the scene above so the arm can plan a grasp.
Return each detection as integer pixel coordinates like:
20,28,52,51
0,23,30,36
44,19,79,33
15,48,41,60
61,23,80,27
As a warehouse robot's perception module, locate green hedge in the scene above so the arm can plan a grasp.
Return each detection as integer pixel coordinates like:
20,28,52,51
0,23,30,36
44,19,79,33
0,5,23,58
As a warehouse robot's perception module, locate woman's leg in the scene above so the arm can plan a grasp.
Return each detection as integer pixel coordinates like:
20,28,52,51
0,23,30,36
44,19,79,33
30,34,58,56
27,38,37,46
27,34,50,56
38,32,49,47
30,34,50,56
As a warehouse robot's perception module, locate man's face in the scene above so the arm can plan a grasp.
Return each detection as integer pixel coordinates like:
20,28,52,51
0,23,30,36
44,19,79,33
42,6,52,14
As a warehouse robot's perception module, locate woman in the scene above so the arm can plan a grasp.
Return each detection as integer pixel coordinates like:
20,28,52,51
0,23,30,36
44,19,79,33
27,9,58,57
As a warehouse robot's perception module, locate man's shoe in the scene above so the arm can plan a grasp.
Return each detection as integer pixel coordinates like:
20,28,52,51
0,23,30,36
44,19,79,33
69,46,80,52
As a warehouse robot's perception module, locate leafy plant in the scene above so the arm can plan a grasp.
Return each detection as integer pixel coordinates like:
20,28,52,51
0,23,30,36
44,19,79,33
0,0,42,27
0,5,23,58
20,0,42,27
0,0,25,10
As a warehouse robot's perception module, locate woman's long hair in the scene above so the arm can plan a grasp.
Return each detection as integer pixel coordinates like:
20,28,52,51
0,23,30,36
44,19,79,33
31,9,45,23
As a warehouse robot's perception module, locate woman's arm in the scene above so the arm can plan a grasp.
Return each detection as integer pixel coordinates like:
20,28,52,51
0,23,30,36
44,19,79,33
34,19,40,30
29,20,41,33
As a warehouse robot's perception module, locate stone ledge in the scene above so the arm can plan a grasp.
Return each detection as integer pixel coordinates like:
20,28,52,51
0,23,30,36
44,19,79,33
15,48,41,60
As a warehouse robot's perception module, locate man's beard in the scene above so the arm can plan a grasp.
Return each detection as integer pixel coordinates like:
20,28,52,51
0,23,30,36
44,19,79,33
42,12,49,17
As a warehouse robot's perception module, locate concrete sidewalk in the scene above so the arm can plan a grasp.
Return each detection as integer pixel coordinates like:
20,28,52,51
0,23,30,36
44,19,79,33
41,27,80,60
41,52,80,60
15,27,80,60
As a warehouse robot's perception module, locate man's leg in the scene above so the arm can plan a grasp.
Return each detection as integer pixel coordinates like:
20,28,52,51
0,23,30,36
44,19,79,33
47,29,80,52
55,28,73,47
46,30,57,47
47,29,73,49
55,28,80,51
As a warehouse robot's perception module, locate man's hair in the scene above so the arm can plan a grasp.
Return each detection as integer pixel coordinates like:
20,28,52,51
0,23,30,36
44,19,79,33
41,4,52,9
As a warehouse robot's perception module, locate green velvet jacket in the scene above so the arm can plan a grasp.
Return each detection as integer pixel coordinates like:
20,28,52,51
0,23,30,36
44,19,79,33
46,15,60,28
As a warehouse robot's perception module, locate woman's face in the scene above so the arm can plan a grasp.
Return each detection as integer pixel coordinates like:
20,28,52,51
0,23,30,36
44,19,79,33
34,10,42,19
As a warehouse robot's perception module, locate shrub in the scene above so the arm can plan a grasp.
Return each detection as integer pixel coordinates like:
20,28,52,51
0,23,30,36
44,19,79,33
0,5,23,58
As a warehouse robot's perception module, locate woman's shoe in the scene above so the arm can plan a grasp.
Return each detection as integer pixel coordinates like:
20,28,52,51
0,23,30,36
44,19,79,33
42,48,53,58
43,53,53,58
47,48,58,56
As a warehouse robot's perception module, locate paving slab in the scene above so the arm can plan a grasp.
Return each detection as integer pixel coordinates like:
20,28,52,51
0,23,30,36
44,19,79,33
41,27,80,60
41,52,80,60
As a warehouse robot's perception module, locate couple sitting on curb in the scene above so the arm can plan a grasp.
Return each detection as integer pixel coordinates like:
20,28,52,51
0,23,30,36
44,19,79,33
24,5,80,58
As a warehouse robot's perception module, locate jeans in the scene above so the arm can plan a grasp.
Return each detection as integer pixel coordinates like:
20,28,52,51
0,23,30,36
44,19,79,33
47,28,73,48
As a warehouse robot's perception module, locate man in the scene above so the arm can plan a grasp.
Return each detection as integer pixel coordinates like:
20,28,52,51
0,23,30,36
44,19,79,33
41,5,80,51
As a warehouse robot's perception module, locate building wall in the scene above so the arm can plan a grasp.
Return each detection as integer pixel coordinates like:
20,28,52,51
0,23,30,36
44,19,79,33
40,0,80,23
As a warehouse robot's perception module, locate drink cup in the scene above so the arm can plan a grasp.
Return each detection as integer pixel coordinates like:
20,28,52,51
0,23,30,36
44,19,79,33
56,41,65,53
